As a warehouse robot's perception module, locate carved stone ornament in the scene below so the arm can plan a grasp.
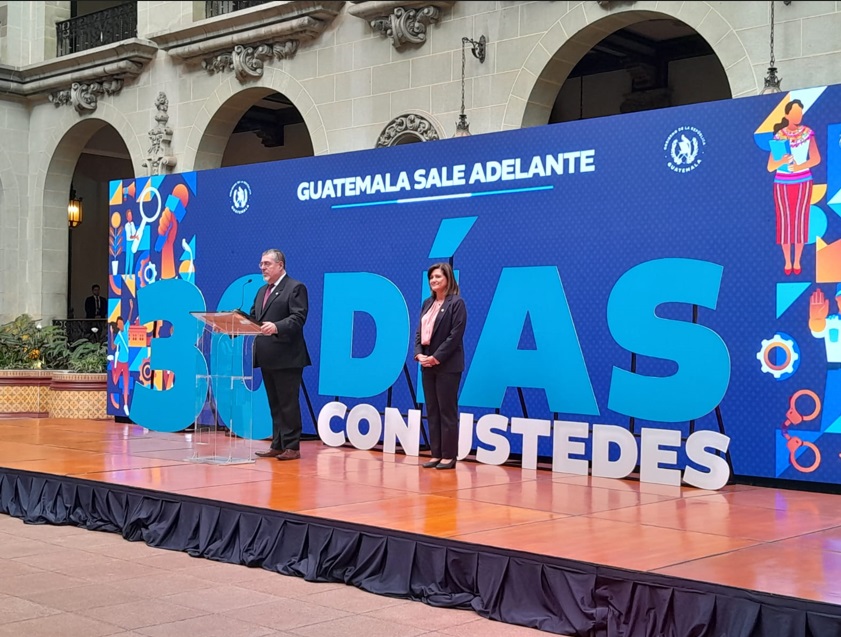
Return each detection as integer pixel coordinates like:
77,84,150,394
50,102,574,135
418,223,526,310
142,92,177,176
371,6,440,48
596,0,637,7
376,113,440,147
348,1,454,50
48,79,123,113
154,1,341,78
202,40,299,82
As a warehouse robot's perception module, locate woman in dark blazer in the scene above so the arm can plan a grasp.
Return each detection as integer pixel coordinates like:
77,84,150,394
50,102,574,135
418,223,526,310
414,262,467,470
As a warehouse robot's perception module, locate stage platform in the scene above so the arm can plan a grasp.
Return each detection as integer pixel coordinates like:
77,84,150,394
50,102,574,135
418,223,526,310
1,417,841,636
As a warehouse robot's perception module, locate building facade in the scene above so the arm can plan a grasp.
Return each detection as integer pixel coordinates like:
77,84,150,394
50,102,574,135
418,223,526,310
1,0,840,322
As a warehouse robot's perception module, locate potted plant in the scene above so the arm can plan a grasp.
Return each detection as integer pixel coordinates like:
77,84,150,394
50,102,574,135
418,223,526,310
45,328,109,420
0,314,110,419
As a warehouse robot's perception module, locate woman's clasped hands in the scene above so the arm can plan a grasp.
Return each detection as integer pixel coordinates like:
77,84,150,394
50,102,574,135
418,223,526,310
416,354,440,368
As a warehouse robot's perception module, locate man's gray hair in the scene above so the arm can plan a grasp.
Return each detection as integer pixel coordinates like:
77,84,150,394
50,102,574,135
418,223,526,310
262,249,286,267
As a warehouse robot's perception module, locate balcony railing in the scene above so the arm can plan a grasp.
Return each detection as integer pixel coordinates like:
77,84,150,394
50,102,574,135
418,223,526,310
56,2,137,57
205,1,273,19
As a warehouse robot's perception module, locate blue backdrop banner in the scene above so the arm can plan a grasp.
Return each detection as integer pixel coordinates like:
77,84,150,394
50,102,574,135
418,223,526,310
106,84,841,487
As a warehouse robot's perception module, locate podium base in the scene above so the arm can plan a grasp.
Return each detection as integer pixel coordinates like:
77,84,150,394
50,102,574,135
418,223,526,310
187,455,255,466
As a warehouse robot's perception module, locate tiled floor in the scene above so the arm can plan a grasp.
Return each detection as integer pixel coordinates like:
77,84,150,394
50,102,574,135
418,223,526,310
0,513,552,637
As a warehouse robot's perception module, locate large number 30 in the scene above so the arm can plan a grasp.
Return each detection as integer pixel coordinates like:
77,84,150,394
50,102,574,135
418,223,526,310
130,277,270,438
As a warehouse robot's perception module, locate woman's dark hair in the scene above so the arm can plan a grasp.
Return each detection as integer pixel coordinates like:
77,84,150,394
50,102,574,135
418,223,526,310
427,262,460,297
773,99,805,134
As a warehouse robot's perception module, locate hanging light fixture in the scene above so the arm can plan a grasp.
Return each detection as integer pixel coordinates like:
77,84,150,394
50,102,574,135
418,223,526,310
67,183,83,319
67,184,83,228
760,1,782,95
454,35,487,138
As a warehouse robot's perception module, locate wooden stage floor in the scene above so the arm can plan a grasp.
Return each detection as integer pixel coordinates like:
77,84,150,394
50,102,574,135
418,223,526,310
2,417,841,608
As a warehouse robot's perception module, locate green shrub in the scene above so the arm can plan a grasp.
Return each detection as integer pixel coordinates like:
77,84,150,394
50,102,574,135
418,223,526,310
66,339,108,373
0,314,45,369
0,315,107,373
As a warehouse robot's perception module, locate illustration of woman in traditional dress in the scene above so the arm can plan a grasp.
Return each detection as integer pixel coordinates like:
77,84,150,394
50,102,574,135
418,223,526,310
767,99,821,275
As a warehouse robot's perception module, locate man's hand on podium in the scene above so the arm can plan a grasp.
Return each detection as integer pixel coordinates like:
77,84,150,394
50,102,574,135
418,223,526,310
260,322,278,336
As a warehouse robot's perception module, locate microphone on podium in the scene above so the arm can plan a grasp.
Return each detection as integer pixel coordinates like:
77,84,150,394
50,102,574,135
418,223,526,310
238,278,253,314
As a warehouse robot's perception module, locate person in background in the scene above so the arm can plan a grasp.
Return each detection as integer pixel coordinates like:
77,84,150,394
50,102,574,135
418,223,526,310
84,284,107,319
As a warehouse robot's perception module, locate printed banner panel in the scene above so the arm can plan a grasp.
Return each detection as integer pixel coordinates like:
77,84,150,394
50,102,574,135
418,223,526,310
107,85,841,485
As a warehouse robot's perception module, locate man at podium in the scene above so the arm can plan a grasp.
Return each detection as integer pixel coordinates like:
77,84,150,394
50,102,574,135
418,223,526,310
251,249,311,461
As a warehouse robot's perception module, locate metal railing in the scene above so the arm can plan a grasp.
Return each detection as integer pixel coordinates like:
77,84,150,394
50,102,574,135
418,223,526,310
51,319,108,345
205,1,273,18
56,2,137,57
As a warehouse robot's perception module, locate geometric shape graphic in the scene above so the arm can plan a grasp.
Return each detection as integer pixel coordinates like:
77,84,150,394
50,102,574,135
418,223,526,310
109,180,122,205
776,282,812,318
756,332,800,380
821,368,841,434
754,86,827,150
816,237,841,283
108,298,121,323
789,86,828,111
428,216,478,259
829,185,841,218
182,171,198,196
824,412,841,434
111,179,136,205
128,347,144,372
808,205,828,244
169,190,189,223
811,184,827,205
122,274,136,298
829,122,841,221
136,177,151,202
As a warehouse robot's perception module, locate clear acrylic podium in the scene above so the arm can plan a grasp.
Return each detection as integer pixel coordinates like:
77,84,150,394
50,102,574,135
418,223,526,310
190,310,263,465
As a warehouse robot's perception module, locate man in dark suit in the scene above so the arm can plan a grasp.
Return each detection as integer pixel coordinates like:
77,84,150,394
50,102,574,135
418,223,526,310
84,284,107,319
250,249,311,460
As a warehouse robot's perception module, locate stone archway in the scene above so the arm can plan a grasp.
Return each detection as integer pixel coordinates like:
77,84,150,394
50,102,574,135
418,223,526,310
185,70,324,172
503,3,753,130
35,115,135,320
